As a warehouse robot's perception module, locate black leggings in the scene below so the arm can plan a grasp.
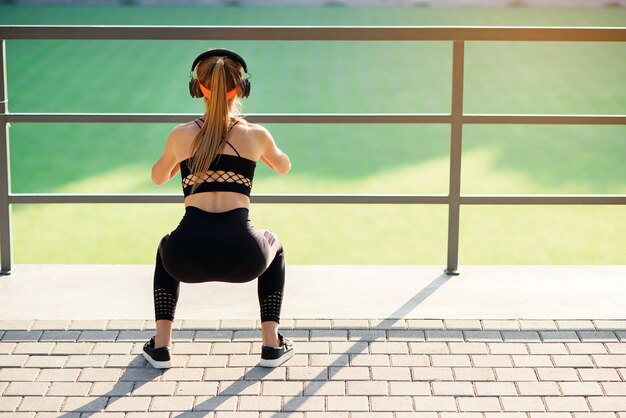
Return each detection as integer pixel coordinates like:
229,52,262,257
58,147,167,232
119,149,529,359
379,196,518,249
153,206,285,323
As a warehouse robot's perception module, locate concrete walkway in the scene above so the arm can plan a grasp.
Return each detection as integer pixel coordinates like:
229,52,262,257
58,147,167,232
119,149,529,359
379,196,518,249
0,264,625,415
1,318,625,416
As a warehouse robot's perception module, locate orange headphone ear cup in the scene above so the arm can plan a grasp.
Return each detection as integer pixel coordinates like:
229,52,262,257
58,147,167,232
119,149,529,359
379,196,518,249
189,78,203,98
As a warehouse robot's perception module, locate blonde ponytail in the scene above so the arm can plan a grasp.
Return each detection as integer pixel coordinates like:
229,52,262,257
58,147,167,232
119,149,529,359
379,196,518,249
189,57,242,192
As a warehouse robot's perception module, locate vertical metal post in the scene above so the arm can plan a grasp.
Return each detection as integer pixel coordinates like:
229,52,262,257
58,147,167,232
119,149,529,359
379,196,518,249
445,40,465,276
0,39,12,275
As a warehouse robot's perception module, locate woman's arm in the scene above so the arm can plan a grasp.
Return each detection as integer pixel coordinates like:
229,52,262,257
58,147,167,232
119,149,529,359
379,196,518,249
258,126,291,175
152,128,182,185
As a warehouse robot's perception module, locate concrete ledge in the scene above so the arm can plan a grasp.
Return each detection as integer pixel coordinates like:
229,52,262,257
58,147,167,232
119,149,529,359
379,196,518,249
0,265,624,320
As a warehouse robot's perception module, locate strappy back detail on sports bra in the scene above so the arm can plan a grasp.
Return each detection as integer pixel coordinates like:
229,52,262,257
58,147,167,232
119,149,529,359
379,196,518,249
192,118,242,157
180,118,256,198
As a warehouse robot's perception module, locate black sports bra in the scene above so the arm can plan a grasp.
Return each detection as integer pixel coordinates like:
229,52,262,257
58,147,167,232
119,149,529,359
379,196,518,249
180,119,256,198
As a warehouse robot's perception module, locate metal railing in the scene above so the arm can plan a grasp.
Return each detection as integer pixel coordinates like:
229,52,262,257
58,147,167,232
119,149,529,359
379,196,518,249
1,25,625,276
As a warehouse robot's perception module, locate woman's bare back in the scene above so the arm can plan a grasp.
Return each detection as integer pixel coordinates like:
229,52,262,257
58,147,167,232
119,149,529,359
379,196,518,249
177,118,263,213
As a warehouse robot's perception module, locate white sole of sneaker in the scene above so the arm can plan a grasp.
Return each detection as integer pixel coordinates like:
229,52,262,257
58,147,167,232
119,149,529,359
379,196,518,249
259,348,295,368
142,351,172,369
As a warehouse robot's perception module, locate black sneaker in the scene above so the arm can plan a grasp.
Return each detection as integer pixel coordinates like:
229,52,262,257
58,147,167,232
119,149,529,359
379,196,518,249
260,333,295,367
142,336,172,369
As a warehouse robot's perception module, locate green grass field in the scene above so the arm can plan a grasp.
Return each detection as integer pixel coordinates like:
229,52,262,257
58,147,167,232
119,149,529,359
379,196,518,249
1,5,625,265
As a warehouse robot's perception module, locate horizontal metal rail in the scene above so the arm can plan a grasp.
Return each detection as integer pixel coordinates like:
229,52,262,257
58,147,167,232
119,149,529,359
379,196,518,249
8,193,626,205
463,114,626,125
6,113,626,125
460,195,626,205
1,25,625,42
5,113,451,124
7,194,448,205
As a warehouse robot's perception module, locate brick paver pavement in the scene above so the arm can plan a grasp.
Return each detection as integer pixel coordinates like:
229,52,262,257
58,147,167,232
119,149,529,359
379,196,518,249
0,319,625,416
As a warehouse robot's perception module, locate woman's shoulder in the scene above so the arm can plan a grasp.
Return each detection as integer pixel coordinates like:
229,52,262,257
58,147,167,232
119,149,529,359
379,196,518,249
172,120,201,135
163,121,198,161
170,120,202,143
235,119,272,141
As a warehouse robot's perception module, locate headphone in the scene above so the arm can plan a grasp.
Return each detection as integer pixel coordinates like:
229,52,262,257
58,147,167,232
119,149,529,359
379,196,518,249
188,48,251,99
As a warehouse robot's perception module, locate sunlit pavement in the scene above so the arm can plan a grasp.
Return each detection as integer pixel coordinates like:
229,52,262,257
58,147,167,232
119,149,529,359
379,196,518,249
0,265,625,415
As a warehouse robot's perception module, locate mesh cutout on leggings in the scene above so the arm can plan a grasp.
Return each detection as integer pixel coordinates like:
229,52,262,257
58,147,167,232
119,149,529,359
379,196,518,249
182,170,252,188
260,290,283,323
154,288,178,321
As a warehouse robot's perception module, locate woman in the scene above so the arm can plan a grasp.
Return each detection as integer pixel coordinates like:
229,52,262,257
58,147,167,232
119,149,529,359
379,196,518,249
143,49,294,369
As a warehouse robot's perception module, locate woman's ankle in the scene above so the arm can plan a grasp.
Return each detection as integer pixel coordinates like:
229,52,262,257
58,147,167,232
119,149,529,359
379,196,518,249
263,337,281,347
154,319,173,348
261,321,280,347
154,336,172,349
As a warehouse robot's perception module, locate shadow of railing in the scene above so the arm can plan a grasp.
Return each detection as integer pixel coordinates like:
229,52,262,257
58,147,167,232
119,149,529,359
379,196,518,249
276,273,453,414
57,359,161,417
47,272,451,415
177,272,454,414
